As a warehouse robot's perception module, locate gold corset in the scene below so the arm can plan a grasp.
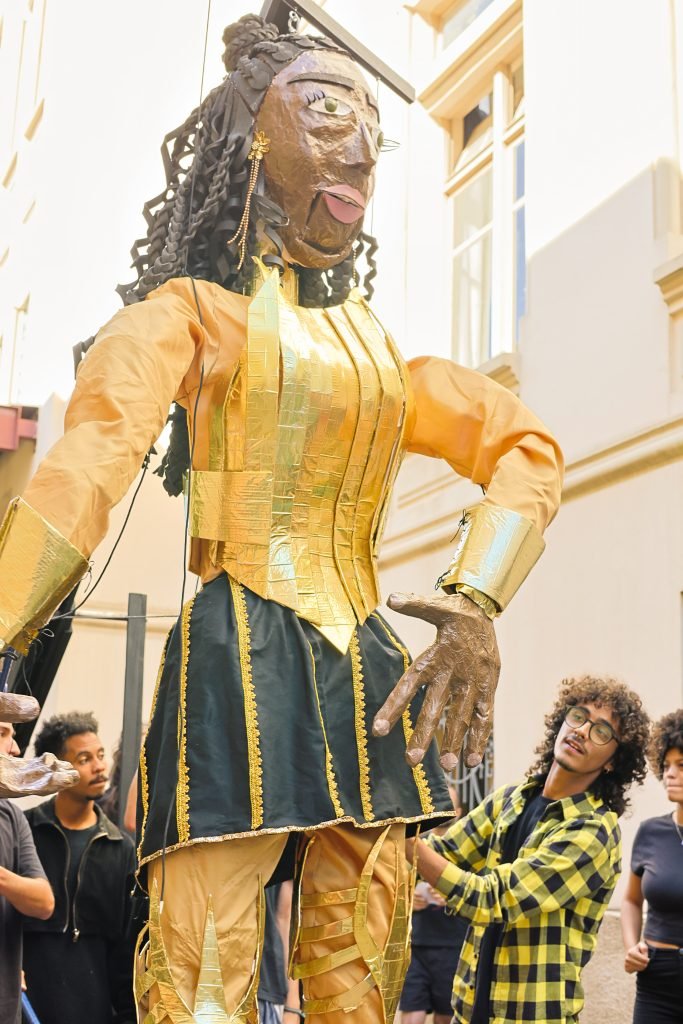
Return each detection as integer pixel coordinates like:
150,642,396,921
189,269,411,653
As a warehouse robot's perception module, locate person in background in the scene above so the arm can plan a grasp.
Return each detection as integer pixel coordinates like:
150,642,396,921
406,676,650,1024
400,785,467,1024
258,883,290,1023
22,712,136,1024
622,708,683,1023
0,720,54,1024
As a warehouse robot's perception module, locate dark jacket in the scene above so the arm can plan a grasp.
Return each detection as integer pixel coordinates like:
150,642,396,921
23,798,136,1024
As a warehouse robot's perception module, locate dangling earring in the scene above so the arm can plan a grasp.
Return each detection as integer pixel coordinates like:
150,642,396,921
351,241,360,287
227,130,270,271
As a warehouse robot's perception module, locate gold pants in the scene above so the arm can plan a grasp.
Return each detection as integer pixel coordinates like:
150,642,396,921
137,822,411,1023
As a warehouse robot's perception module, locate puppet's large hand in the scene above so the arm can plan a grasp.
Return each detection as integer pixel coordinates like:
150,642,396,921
0,689,79,797
372,592,500,770
0,752,79,799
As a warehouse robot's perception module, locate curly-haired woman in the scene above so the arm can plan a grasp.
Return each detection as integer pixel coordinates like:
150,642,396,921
0,13,562,1023
621,709,683,1023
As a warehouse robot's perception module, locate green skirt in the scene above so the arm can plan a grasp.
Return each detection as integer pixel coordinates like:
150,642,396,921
137,574,451,870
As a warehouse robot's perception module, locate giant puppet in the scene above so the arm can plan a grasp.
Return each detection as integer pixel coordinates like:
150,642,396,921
0,15,563,1024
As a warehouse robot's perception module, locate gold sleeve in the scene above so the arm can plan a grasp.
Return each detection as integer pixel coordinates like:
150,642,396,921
405,356,564,613
0,278,207,651
0,499,89,654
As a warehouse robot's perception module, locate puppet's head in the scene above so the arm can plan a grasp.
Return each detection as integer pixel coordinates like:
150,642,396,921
118,15,381,308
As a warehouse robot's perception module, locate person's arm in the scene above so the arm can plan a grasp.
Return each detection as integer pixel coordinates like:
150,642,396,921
0,865,53,918
3,810,54,919
0,277,210,656
418,786,506,873
621,869,649,974
408,815,619,927
123,770,138,835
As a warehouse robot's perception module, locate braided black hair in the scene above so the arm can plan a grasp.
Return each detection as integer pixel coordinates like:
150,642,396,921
119,15,380,494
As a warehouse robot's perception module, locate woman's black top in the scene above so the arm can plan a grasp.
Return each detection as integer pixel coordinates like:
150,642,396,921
631,813,683,947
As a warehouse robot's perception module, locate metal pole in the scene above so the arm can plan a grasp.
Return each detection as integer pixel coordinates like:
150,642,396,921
259,0,416,103
118,593,147,833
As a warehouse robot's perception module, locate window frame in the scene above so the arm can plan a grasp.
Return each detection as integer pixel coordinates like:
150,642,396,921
446,63,525,368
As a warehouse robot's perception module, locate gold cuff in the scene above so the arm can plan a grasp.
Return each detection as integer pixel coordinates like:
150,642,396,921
0,498,88,654
452,584,499,620
437,504,545,614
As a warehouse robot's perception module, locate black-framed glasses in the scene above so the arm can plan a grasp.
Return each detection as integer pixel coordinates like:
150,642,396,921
564,706,619,746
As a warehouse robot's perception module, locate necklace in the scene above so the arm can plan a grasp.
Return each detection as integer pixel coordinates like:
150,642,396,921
673,811,683,846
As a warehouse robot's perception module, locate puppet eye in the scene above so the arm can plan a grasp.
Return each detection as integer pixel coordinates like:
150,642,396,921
308,94,353,116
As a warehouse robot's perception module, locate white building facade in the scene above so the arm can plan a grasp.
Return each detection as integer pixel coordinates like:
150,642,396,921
1,1,682,1018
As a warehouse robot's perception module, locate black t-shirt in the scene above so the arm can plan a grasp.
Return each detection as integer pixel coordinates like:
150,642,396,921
62,822,99,929
631,813,683,947
471,791,553,1024
0,801,47,1024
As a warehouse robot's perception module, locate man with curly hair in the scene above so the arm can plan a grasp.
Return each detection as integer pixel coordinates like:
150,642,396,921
407,676,650,1024
22,712,136,1024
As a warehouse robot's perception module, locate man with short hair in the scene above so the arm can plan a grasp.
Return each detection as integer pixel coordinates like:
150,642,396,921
23,712,136,1024
0,720,54,1024
407,676,651,1024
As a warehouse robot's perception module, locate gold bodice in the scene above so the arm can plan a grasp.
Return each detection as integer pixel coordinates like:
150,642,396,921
188,270,410,652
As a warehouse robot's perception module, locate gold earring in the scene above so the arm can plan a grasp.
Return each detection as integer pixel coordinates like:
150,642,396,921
226,130,271,271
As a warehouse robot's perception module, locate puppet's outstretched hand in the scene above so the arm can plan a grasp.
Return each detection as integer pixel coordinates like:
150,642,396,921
0,752,79,799
0,689,79,797
372,592,500,770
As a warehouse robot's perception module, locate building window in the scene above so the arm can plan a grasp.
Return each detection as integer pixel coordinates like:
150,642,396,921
452,166,492,367
442,0,498,49
512,138,526,342
448,62,525,367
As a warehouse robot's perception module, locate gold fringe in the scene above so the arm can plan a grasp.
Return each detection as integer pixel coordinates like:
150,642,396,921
229,578,264,830
349,629,374,822
137,746,150,864
370,614,435,815
136,808,448,876
176,598,196,845
306,640,345,819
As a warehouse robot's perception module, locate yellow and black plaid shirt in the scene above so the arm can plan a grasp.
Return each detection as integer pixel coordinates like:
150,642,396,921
426,778,621,1024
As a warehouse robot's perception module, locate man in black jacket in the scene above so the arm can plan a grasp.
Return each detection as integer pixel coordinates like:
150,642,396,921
23,712,136,1024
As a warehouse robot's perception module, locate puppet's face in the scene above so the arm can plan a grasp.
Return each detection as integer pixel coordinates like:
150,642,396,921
257,49,381,269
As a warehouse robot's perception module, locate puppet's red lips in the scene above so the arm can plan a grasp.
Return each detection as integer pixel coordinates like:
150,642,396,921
320,185,366,224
